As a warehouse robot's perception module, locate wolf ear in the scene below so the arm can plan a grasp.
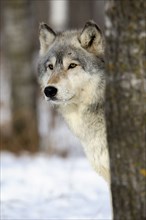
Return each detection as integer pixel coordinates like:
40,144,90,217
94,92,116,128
39,22,56,56
79,21,105,56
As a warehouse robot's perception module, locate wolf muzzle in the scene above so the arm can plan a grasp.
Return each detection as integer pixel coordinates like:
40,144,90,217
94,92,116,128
44,86,58,99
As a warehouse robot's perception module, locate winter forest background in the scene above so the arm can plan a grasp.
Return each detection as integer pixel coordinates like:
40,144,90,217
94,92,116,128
0,1,145,220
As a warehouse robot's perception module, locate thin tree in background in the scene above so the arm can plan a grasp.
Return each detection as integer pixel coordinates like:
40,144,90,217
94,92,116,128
68,0,94,28
3,1,38,152
68,0,105,30
105,1,145,219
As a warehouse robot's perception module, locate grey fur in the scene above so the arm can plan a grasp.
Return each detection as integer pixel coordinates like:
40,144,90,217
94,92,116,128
38,45,104,76
38,21,110,183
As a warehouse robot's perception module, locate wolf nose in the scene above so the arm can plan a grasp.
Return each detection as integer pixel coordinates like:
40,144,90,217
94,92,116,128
44,86,58,98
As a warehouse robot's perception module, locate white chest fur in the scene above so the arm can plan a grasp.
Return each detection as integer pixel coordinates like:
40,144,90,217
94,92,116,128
59,104,110,182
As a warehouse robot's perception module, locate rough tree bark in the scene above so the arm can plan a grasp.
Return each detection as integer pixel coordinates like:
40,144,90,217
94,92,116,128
3,0,38,152
105,1,146,219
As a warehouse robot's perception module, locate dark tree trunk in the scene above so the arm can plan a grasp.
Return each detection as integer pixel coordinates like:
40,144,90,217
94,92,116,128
68,0,94,28
3,0,38,152
105,1,146,219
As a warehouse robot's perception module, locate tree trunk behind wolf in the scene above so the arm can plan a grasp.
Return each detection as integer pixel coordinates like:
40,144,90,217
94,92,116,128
3,1,38,152
105,1,145,219
68,0,94,28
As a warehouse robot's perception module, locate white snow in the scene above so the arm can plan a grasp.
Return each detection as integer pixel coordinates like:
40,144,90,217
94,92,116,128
1,152,112,220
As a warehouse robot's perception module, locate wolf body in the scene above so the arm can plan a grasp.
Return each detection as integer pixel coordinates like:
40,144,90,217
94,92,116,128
38,21,110,182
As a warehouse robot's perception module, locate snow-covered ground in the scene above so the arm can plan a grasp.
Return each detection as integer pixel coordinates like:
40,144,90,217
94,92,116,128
1,152,112,220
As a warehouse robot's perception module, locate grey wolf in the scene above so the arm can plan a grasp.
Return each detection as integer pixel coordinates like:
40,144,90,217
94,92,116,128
38,21,110,182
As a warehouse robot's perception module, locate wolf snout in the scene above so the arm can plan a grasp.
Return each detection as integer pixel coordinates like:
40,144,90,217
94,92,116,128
44,86,58,99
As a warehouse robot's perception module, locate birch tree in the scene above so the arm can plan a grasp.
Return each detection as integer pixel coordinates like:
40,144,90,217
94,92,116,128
105,1,146,219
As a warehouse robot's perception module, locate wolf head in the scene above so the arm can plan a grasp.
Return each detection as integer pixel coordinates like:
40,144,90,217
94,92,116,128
38,21,105,108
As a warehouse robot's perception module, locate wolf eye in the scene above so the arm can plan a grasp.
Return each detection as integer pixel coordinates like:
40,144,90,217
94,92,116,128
47,64,53,70
68,63,77,69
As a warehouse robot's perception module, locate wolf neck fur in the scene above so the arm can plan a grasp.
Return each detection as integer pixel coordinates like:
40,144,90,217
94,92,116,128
59,101,105,140
58,101,109,181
